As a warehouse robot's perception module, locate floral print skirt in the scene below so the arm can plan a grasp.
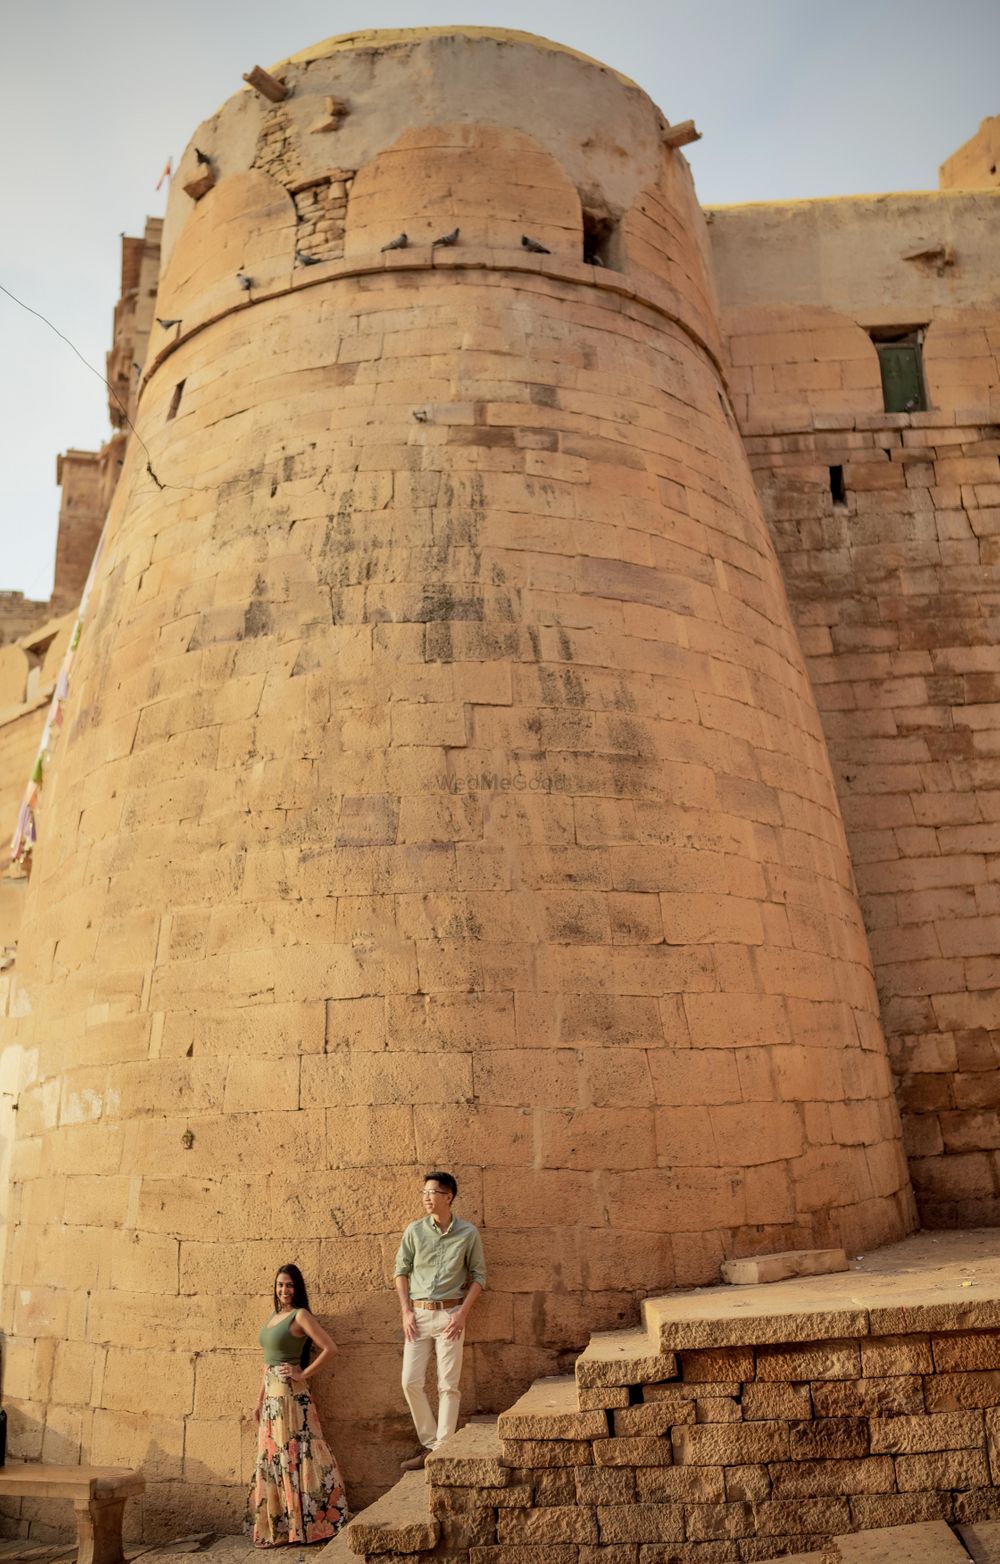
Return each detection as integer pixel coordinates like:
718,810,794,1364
250,1366,349,1547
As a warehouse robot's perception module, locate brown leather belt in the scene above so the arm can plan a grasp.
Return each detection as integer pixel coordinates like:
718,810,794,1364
412,1298,463,1310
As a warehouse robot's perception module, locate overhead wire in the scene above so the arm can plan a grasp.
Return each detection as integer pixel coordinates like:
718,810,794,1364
0,278,197,494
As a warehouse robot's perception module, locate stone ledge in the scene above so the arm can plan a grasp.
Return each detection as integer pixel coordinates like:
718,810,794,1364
644,1234,1000,1352
497,1377,609,1442
721,1250,850,1287
833,1518,972,1559
346,1470,439,1555
576,1329,677,1389
427,1420,510,1489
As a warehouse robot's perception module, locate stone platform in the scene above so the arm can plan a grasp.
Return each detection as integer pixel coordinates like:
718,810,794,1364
336,1233,1000,1563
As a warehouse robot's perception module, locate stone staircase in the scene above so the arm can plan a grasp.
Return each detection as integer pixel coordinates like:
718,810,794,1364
323,1234,1000,1564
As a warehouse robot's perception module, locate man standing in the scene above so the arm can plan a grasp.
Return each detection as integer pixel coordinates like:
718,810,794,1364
394,1171,486,1470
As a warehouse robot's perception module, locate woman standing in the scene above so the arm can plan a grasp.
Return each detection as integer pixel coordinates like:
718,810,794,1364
250,1264,349,1547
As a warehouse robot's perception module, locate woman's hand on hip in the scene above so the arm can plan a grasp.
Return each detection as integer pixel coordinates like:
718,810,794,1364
276,1363,302,1384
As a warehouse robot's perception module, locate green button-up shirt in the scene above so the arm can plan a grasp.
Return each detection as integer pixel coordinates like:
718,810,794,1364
394,1214,487,1301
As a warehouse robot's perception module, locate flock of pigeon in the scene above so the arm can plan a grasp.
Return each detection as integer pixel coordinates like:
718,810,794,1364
379,231,551,255
151,231,556,340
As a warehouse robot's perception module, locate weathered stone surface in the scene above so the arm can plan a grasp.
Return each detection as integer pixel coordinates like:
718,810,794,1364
959,1519,1000,1562
789,1417,869,1460
593,1436,673,1468
347,1470,439,1554
723,1465,771,1503
638,1467,727,1503
673,1423,790,1466
579,1550,637,1564
643,1383,741,1405
614,1403,694,1437
833,1520,972,1561
694,1398,740,1425
755,1341,861,1382
812,1377,925,1417
678,1348,753,1384
501,1441,592,1469
895,1449,991,1491
869,1410,985,1454
441,1511,502,1549
499,1379,609,1442
532,1470,577,1508
742,1384,812,1421
683,1502,754,1541
860,1336,934,1377
640,1549,742,1564
721,1250,849,1286
579,1388,630,1411
933,1333,1000,1373
433,1485,533,1514
927,1372,1000,1412
429,1424,511,1489
849,1493,951,1530
498,1508,598,1545
8,20,1000,1552
753,1497,850,1536
596,1506,685,1544
577,1334,677,1390
471,1549,580,1564
770,1458,897,1497
575,1468,636,1506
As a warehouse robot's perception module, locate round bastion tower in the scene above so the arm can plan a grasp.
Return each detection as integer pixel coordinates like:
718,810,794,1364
2,28,915,1531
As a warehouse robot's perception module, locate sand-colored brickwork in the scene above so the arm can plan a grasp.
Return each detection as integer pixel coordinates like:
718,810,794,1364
940,116,1000,192
337,1235,1000,1562
0,29,911,1533
746,403,1000,1229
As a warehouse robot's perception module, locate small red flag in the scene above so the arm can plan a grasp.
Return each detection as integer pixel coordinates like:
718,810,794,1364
155,158,173,191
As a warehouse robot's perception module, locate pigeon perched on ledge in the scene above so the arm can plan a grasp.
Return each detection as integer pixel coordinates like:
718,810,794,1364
381,233,408,252
295,250,322,266
432,228,460,248
156,317,181,329
521,234,551,254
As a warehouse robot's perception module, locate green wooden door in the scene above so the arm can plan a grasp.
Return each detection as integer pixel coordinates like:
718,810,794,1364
876,343,926,412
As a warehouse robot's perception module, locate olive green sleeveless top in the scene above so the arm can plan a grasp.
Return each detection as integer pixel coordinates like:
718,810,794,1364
259,1310,302,1365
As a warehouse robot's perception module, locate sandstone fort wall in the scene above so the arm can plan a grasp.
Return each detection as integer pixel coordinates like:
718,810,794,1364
0,30,913,1533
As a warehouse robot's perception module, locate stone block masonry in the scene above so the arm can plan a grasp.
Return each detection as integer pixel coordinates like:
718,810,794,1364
0,25,915,1535
341,1236,1000,1564
741,401,1000,1226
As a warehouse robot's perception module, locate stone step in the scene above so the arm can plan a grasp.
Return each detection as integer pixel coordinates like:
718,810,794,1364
721,1247,849,1285
753,1554,828,1564
575,1325,676,1389
641,1285,866,1352
496,1375,610,1441
316,1532,359,1564
832,1520,972,1561
961,1520,1000,1563
426,1418,509,1489
346,1470,439,1557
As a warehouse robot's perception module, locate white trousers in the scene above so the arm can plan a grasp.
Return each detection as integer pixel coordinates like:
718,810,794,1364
401,1306,464,1450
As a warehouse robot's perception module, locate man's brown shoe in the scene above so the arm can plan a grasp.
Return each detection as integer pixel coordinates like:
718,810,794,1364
400,1448,428,1471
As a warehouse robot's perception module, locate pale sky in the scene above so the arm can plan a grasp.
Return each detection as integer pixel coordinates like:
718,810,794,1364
2,0,998,601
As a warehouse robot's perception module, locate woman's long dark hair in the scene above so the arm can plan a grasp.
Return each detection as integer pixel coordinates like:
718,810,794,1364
274,1263,313,1370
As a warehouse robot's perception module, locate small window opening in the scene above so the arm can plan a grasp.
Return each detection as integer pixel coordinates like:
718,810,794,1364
167,379,186,421
868,326,927,413
582,208,621,271
829,465,847,506
23,632,57,704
